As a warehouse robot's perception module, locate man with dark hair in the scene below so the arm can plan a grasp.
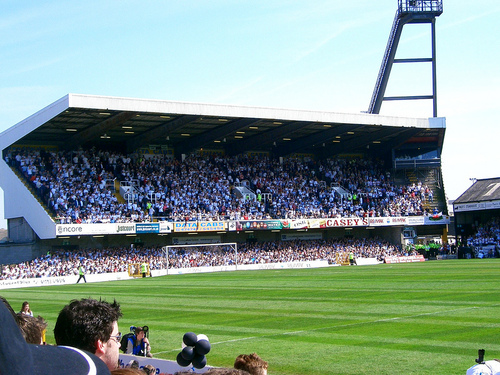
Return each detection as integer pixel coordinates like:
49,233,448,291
54,298,123,371
0,301,111,375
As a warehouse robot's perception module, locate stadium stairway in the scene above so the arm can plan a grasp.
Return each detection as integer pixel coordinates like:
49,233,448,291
233,184,256,201
114,179,126,204
404,168,447,214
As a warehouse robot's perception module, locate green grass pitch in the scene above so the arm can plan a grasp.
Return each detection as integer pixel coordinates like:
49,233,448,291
2,259,499,374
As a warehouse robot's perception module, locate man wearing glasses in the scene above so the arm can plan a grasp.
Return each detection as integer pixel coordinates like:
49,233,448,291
54,298,123,371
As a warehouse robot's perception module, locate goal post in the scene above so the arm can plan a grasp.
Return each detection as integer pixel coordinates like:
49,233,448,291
161,242,238,274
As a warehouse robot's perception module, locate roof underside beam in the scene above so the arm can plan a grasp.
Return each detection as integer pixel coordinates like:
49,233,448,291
177,118,261,154
64,111,137,150
323,127,403,155
225,121,312,156
382,127,423,150
275,124,363,156
126,114,198,153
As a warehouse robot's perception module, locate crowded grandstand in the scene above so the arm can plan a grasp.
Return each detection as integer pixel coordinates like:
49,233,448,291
0,94,451,280
5,148,437,223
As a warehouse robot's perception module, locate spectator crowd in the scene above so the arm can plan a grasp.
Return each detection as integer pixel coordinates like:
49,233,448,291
1,294,268,375
466,217,500,248
0,238,414,280
4,147,436,224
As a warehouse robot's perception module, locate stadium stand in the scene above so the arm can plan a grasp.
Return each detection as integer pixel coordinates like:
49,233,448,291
0,94,450,268
5,147,437,224
453,178,500,242
463,218,500,258
467,218,500,247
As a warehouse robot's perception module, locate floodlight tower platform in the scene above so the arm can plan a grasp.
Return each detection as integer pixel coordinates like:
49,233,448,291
368,0,443,117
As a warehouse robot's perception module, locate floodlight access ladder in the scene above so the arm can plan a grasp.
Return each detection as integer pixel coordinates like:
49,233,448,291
368,0,443,117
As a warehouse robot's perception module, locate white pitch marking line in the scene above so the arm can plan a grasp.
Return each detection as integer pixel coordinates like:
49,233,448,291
152,305,483,355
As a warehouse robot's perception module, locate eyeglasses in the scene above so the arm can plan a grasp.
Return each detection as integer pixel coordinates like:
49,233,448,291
109,332,122,343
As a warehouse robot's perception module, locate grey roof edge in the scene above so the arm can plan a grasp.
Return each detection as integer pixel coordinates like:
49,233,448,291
67,93,440,128
0,94,70,149
453,177,500,204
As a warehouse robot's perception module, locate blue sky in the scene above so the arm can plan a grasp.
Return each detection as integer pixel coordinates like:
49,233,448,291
1,0,499,229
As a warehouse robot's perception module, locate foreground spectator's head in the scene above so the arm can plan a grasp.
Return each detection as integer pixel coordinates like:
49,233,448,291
0,301,111,374
2,296,46,345
234,353,268,375
142,364,156,375
204,369,251,375
54,298,123,371
466,359,500,375
16,313,47,344
0,295,17,320
111,368,145,375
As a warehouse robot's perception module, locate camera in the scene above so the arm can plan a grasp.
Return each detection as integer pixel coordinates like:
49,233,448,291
476,349,485,364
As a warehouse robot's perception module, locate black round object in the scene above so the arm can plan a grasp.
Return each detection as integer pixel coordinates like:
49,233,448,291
195,339,211,355
183,332,198,347
181,345,195,361
192,354,207,369
176,352,192,367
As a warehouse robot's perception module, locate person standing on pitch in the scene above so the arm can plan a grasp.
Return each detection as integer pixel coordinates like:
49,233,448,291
140,261,148,278
77,264,87,283
349,251,356,266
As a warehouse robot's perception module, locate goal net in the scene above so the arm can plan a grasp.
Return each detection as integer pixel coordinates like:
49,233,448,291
161,242,238,274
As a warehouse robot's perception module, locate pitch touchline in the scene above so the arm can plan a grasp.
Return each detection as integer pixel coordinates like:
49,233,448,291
152,305,483,355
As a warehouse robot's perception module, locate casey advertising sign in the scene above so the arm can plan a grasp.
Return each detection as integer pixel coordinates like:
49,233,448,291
325,218,368,228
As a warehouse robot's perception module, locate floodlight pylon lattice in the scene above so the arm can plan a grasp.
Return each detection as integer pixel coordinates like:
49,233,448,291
368,0,443,117
162,243,238,275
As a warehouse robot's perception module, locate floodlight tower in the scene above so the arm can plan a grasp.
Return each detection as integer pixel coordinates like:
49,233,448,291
368,0,443,117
